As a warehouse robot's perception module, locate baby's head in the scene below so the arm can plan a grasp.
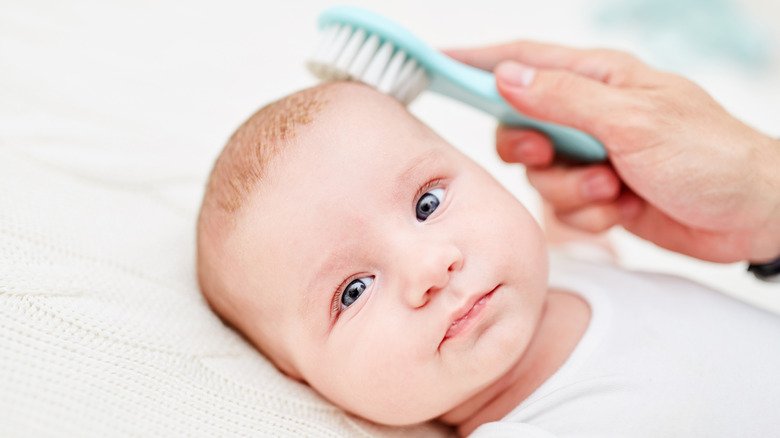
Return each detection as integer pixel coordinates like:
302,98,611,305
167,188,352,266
197,81,549,425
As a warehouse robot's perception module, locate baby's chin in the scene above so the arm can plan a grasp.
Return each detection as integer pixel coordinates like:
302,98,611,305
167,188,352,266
330,309,538,426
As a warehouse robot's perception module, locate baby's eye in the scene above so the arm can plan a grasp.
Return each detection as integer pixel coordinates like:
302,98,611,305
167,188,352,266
341,276,373,308
416,188,445,221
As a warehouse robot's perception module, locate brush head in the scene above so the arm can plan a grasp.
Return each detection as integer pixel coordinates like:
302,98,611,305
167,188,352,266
307,20,430,105
307,7,608,162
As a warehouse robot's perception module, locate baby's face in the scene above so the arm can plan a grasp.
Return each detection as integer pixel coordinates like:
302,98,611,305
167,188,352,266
225,83,548,425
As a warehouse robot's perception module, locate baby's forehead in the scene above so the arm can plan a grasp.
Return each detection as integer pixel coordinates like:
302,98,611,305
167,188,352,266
322,89,445,158
322,80,407,112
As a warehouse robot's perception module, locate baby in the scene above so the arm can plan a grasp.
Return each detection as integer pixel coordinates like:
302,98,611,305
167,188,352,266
196,81,780,437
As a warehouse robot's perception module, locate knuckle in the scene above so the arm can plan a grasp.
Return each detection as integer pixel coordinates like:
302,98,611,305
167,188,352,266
590,48,643,85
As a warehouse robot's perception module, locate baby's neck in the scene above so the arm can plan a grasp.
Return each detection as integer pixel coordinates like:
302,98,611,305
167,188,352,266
438,288,591,437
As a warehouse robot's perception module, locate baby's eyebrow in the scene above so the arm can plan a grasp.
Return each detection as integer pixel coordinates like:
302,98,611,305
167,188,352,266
394,149,440,190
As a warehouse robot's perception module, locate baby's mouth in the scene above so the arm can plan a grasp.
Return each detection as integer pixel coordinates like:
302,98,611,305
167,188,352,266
440,285,499,347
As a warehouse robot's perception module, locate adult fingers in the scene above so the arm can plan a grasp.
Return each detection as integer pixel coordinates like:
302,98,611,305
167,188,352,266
553,191,641,233
496,127,554,166
494,61,632,141
555,204,620,234
526,164,621,212
444,40,656,87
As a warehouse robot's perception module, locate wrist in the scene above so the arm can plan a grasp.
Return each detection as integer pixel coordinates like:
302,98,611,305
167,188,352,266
748,136,780,263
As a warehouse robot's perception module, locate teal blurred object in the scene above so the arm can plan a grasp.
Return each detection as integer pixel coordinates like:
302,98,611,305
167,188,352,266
595,0,771,70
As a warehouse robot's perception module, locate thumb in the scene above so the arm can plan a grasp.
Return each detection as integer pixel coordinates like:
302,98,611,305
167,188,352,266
495,60,628,141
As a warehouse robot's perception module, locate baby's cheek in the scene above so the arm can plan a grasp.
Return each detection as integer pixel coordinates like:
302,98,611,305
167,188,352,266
304,342,380,413
329,342,438,424
328,326,408,384
502,198,549,310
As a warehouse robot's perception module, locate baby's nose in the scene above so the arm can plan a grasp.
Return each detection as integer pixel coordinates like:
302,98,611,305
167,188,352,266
403,242,464,308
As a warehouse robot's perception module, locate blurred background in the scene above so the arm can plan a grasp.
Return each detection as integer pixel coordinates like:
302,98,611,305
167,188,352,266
2,0,778,311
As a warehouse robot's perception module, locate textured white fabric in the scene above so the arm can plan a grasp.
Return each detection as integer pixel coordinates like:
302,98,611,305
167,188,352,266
473,254,780,437
0,146,448,436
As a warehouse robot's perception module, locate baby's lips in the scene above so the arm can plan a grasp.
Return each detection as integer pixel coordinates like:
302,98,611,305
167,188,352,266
439,284,500,347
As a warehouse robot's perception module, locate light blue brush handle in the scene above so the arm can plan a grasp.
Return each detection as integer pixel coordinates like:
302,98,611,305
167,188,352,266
320,6,607,162
427,60,607,162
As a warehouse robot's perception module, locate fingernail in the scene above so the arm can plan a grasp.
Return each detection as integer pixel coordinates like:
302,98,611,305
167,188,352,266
581,173,614,200
495,61,536,88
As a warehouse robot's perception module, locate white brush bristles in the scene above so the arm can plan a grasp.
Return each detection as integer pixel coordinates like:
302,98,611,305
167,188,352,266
307,24,430,105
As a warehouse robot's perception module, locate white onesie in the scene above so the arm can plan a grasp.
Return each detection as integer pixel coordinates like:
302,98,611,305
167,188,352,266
472,253,780,437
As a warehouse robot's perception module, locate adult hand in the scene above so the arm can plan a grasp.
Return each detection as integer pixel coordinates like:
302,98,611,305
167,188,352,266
447,41,780,263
